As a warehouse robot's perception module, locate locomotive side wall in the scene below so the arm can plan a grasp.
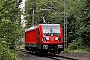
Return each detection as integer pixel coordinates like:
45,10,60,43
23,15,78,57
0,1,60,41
25,29,37,44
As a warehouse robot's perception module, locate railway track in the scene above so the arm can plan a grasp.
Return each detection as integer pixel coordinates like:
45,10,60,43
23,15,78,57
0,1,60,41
18,49,87,60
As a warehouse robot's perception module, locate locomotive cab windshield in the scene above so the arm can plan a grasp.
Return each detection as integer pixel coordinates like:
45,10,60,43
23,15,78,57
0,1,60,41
42,24,60,36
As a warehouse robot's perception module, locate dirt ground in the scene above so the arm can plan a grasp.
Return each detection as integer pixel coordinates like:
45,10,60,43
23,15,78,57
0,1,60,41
18,49,90,60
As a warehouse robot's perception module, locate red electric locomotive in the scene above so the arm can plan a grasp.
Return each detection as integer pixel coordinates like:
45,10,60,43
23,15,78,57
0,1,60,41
25,24,63,54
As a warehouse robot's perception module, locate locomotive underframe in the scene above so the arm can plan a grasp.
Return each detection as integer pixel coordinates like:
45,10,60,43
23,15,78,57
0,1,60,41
25,44,64,54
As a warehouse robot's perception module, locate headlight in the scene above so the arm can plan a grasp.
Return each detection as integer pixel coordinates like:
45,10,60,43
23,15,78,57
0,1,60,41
43,45,48,49
58,37,61,42
46,37,49,40
55,37,61,41
43,37,47,42
55,37,58,40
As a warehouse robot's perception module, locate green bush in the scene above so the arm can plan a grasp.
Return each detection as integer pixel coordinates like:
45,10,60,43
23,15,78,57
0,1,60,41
0,43,20,60
68,42,77,50
68,37,83,50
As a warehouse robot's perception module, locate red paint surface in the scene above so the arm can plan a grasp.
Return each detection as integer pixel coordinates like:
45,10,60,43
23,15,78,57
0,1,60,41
25,29,38,44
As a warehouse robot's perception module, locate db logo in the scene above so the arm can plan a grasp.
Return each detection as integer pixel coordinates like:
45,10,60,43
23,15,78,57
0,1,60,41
50,37,54,40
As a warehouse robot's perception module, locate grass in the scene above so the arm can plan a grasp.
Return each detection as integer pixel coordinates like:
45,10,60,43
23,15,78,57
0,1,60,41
19,44,25,49
67,49,90,60
68,49,90,54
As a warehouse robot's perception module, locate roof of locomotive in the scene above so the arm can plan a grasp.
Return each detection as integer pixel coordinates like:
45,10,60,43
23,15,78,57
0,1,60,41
39,24,60,26
25,26,37,32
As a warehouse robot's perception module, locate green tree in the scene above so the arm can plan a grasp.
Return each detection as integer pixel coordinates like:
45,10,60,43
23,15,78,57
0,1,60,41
25,0,64,28
0,0,22,49
0,0,22,60
68,0,90,50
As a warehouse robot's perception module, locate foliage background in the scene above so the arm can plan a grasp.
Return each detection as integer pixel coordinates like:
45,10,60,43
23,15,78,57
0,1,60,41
25,0,90,50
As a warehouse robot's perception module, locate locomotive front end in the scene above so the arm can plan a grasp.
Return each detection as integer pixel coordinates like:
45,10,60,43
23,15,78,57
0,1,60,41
41,24,63,54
